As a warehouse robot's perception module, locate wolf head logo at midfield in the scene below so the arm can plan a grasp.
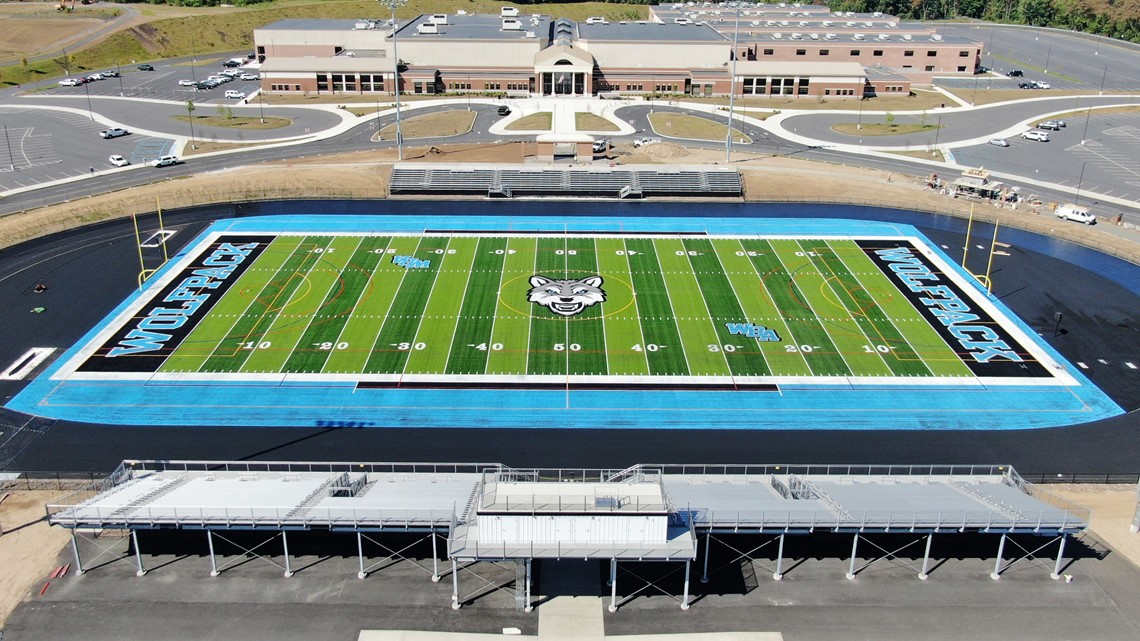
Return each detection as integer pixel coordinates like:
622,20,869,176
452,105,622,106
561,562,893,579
527,275,606,317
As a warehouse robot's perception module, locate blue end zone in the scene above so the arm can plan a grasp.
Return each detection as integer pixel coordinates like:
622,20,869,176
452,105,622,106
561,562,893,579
7,214,1124,430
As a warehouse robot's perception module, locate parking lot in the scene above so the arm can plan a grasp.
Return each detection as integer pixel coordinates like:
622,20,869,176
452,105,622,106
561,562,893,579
48,58,261,105
954,110,1140,209
0,106,172,192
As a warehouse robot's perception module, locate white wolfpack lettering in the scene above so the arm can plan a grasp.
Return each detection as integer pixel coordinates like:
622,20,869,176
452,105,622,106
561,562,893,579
106,240,260,357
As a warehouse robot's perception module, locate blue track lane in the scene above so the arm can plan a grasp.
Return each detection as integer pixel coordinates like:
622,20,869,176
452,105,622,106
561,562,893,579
6,214,1124,430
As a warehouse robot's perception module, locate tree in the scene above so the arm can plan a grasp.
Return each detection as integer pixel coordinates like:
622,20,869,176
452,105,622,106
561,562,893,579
885,111,896,127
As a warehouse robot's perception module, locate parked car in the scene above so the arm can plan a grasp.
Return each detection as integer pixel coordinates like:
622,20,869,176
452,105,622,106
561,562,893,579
220,69,240,78
58,78,81,87
1054,120,1066,127
988,138,1009,147
1055,203,1096,225
85,73,104,82
151,155,179,167
222,59,242,68
1007,69,1023,77
1018,82,1036,89
240,73,259,81
137,63,154,71
592,139,609,153
632,137,662,148
1038,120,1061,131
1034,80,1051,89
1021,130,1049,142
497,105,511,116
102,70,120,78
99,127,129,139
108,155,129,167
974,65,990,74
178,79,197,87
224,90,246,99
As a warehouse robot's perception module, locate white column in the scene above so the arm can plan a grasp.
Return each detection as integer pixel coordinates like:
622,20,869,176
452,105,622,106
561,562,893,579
282,531,293,577
680,560,691,610
357,531,366,579
845,534,859,580
207,530,219,577
451,557,461,609
773,534,786,580
919,533,933,580
991,533,1007,580
132,530,147,577
700,531,711,583
608,558,618,613
1051,534,1068,580
431,532,440,582
70,530,85,575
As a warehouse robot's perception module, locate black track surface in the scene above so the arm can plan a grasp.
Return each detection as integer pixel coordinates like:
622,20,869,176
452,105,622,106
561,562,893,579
0,200,1136,474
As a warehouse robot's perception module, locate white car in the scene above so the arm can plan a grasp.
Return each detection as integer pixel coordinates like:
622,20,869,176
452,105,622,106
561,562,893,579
108,155,129,167
58,78,81,87
632,137,662,148
988,138,1009,147
240,73,259,81
224,90,246,99
99,127,129,139
1021,130,1049,142
178,79,197,87
1034,80,1051,89
151,155,179,167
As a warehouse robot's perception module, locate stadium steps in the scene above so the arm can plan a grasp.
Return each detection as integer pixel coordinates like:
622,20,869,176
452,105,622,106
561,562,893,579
281,473,352,521
388,164,740,198
459,478,484,522
104,474,192,520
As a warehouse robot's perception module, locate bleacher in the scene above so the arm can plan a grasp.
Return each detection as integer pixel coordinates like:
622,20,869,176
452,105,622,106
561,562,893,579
389,163,742,199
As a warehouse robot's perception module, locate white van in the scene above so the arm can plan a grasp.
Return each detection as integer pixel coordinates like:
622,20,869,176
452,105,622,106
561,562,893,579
1055,204,1095,225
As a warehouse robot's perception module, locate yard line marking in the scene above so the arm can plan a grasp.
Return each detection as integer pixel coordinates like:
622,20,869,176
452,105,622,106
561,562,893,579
398,236,454,376
409,235,477,375
616,238,650,374
480,237,511,376
313,237,394,374
768,241,856,376
647,238,695,376
359,236,426,372
707,238,774,374
676,240,734,376
805,240,895,373
1125,362,1136,370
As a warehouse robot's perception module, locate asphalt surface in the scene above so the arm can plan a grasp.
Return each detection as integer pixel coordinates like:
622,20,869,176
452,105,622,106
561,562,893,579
0,200,1136,476
4,527,1139,641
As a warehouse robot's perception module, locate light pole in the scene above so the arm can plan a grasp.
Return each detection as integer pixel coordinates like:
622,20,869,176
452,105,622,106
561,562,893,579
3,124,14,171
379,0,407,160
1099,62,1108,95
82,77,93,121
932,114,942,155
1044,45,1052,74
186,100,197,150
857,96,864,129
724,5,740,164
1081,106,1092,145
116,61,124,97
1074,161,1087,205
258,94,265,124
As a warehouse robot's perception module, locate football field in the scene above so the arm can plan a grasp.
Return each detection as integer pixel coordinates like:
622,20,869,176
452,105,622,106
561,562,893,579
74,232,1047,384
13,214,1119,430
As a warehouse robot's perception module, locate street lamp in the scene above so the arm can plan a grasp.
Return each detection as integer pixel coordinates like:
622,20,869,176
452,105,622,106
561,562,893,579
1074,161,1087,205
186,100,197,149
857,96,864,130
116,62,124,97
1044,45,1052,74
82,77,94,121
3,124,14,171
725,5,740,164
379,0,407,161
932,114,942,156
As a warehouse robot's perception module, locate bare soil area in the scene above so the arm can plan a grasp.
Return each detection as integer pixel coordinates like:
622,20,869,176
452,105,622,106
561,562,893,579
0,490,72,626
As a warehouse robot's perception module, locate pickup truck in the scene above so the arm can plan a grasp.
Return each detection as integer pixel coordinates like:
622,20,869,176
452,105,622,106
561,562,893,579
99,128,129,139
632,137,662,148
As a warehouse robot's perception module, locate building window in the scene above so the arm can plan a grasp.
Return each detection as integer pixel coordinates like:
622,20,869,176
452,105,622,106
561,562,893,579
820,49,829,56
763,48,773,55
925,65,935,72
850,49,860,56
796,49,806,56
959,50,970,57
927,50,937,56
957,66,967,72
316,74,328,91
332,74,345,91
873,50,883,57
798,79,809,95
904,50,914,57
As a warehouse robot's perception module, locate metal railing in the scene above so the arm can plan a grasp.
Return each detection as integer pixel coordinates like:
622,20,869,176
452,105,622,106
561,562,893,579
46,503,457,530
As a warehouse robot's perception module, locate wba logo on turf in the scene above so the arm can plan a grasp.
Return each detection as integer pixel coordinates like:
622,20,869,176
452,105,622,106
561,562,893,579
392,255,431,269
725,323,780,341
527,275,606,317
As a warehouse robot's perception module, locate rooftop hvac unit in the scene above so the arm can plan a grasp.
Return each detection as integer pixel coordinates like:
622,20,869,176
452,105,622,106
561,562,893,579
354,21,371,30
853,33,865,40
500,6,519,17
428,14,448,25
417,23,439,34
502,18,521,30
525,31,536,38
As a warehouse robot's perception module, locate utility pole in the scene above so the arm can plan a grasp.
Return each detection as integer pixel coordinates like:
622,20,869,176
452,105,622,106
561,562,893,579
725,5,740,164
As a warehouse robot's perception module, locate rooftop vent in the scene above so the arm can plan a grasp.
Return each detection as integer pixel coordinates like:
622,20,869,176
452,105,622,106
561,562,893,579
932,34,942,41
810,32,819,39
824,33,836,40
877,33,889,40
428,14,448,25
853,33,865,40
772,32,782,38
790,32,802,39
902,33,912,41
416,23,439,34
501,18,521,30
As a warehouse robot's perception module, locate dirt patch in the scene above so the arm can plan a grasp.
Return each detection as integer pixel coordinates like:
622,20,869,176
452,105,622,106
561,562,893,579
1049,484,1140,570
0,490,73,627
0,19,101,58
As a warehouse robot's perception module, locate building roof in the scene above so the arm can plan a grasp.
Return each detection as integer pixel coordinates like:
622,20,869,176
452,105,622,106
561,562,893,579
257,19,383,32
398,13,551,41
578,20,728,43
735,60,865,77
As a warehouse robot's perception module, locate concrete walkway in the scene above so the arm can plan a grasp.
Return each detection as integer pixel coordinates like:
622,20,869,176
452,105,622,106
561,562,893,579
357,595,784,640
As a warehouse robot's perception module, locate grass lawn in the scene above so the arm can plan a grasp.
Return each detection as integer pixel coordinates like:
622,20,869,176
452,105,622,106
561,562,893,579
576,113,620,132
379,110,475,139
682,89,952,112
345,105,393,117
648,113,750,143
174,115,291,129
506,112,552,131
832,123,941,136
